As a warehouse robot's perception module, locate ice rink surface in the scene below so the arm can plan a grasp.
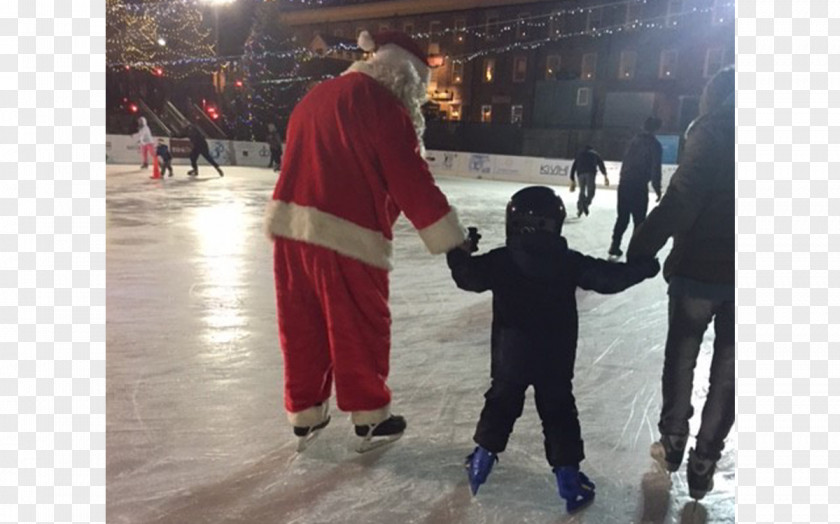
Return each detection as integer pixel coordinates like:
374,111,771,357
106,165,735,524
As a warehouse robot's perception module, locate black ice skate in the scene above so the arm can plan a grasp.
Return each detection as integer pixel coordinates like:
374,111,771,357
650,434,688,472
354,415,406,453
293,415,331,452
686,448,716,500
554,466,596,513
607,243,623,262
187,169,197,177
216,167,224,177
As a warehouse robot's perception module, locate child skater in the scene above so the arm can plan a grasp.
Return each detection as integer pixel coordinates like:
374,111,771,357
156,139,174,177
446,186,659,513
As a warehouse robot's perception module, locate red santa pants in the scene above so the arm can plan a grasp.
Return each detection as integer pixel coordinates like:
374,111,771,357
273,237,392,424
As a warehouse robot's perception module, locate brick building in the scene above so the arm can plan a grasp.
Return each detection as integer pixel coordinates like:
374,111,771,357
282,0,735,159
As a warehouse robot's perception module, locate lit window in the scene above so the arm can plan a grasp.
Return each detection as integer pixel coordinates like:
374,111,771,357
450,104,461,121
483,57,496,83
581,53,597,80
659,49,678,79
481,105,493,123
546,55,560,80
452,61,464,84
455,19,466,43
619,50,637,80
513,56,527,83
511,105,524,124
704,47,725,78
576,88,591,106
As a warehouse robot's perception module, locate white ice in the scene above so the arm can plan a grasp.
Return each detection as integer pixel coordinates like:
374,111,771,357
107,165,735,523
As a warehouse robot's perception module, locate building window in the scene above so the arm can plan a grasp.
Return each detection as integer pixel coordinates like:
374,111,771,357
511,104,524,124
712,0,730,25
481,105,493,123
666,0,682,27
587,7,603,32
581,53,597,80
452,61,464,84
551,12,566,37
486,16,499,40
450,104,461,121
618,50,637,79
455,19,466,43
546,54,561,79
659,49,678,78
625,2,642,26
704,47,725,77
517,13,529,39
403,22,414,35
483,57,496,83
513,56,527,83
428,21,441,54
576,88,591,106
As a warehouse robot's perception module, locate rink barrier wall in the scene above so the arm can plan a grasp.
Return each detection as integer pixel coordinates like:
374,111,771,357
106,135,275,168
423,150,679,192
106,135,678,189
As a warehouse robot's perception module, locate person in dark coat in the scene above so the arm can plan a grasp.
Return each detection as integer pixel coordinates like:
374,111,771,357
184,124,224,177
155,139,174,177
447,186,659,513
609,117,663,258
626,66,735,501
266,123,282,171
569,145,609,217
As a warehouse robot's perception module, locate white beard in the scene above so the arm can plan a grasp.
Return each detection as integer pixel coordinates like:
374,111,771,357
344,60,429,151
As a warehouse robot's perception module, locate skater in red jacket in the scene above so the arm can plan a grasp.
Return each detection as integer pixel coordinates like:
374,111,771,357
265,30,466,452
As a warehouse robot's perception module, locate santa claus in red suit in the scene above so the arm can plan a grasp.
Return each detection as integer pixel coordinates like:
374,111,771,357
265,30,467,450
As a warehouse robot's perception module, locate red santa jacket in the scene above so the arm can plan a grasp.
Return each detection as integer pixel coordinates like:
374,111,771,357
265,71,465,270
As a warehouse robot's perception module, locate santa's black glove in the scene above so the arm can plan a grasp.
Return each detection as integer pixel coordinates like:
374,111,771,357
466,227,481,253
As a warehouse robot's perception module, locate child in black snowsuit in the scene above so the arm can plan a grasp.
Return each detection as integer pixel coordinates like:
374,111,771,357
156,139,174,177
447,186,659,513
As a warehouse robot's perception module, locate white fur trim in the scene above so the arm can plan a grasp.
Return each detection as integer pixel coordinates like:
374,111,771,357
265,200,393,271
357,30,375,52
350,404,390,425
287,401,330,427
372,44,430,85
417,208,467,255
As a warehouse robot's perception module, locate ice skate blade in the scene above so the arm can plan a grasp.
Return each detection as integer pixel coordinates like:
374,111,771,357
355,432,403,453
565,491,595,514
296,428,324,453
650,441,680,473
607,255,621,263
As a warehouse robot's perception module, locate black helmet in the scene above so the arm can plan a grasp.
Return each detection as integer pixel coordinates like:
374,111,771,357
505,186,566,237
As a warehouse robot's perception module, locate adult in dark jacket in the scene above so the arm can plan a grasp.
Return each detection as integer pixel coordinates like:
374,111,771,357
609,117,663,257
569,145,609,217
266,123,282,171
447,186,659,512
626,66,735,501
184,124,224,177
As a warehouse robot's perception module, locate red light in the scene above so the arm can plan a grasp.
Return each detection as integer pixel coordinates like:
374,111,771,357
235,80,243,87
155,67,163,76
125,65,130,70
129,104,138,113
211,113,219,120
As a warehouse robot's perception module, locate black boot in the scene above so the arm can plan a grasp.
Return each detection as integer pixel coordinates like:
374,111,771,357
687,448,717,500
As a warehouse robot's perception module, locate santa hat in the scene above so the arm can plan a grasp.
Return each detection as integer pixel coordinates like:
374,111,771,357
358,30,431,76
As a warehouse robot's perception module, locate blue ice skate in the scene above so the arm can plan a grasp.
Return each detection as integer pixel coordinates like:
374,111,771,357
465,446,498,495
554,466,596,513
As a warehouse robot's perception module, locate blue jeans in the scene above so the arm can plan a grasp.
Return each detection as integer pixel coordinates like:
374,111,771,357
659,291,735,461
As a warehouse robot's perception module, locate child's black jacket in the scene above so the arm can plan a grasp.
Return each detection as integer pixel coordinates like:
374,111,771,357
447,233,657,383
